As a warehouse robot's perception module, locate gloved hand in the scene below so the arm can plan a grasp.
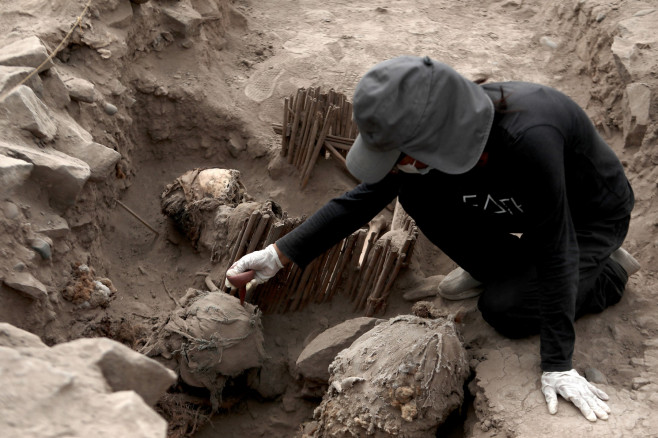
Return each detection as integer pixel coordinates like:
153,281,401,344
541,369,610,422
225,244,284,292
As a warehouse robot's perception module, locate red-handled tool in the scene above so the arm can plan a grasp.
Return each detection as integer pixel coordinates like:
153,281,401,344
226,270,255,305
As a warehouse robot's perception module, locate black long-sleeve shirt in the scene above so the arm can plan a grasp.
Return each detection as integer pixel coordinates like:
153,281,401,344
277,82,634,371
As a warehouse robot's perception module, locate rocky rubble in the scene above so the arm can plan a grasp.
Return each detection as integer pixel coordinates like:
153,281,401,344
0,322,176,438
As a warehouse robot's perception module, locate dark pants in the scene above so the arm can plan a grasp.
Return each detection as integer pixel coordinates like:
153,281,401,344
475,215,630,338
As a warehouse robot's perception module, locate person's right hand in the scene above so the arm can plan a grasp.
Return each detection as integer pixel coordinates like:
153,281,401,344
541,369,610,422
225,244,284,292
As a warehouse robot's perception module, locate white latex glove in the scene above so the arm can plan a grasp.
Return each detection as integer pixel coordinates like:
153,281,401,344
541,369,610,422
225,244,284,292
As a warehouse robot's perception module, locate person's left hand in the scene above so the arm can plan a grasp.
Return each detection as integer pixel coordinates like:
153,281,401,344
541,369,610,421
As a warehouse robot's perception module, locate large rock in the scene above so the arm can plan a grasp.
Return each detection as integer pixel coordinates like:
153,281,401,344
296,317,382,383
30,211,70,238
0,155,33,196
40,67,71,109
63,141,120,180
0,323,175,438
0,65,35,95
97,0,134,29
1,85,57,140
2,271,47,300
622,82,651,149
311,315,469,437
0,322,45,348
0,141,90,211
54,116,121,181
161,3,204,38
53,337,177,406
611,10,657,82
0,36,53,72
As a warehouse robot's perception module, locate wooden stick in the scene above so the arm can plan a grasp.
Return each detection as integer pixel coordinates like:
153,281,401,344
116,200,159,236
205,275,219,292
326,233,357,300
296,97,318,168
161,277,181,307
301,105,337,188
326,133,356,145
272,125,357,146
336,94,345,135
221,217,248,291
353,243,384,311
324,143,347,167
359,231,378,270
292,94,311,167
227,218,247,265
345,101,354,138
299,250,327,309
246,214,271,254
280,264,303,313
340,100,350,137
365,247,396,316
299,112,320,178
281,96,290,156
235,210,261,261
403,230,418,266
287,88,305,164
316,243,342,303
263,222,285,247
223,210,262,296
263,265,289,313
378,251,406,314
352,240,378,306
290,259,318,311
325,140,351,151
344,229,367,297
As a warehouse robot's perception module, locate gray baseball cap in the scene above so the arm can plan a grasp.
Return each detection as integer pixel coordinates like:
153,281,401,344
346,56,494,183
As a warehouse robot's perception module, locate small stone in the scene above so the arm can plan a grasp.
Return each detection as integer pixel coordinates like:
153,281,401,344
226,132,246,158
632,377,650,390
103,102,118,115
630,357,645,367
540,36,558,49
64,77,96,103
97,49,112,59
2,85,57,140
30,238,52,260
2,202,21,219
584,367,608,384
634,9,656,17
596,12,606,22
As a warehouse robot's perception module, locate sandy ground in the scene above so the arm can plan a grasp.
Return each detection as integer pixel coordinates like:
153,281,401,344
1,0,657,437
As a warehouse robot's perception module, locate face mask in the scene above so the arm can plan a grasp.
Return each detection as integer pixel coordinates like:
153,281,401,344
396,162,431,175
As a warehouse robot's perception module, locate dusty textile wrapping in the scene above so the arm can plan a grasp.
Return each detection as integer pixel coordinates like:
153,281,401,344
142,289,266,410
312,315,469,437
